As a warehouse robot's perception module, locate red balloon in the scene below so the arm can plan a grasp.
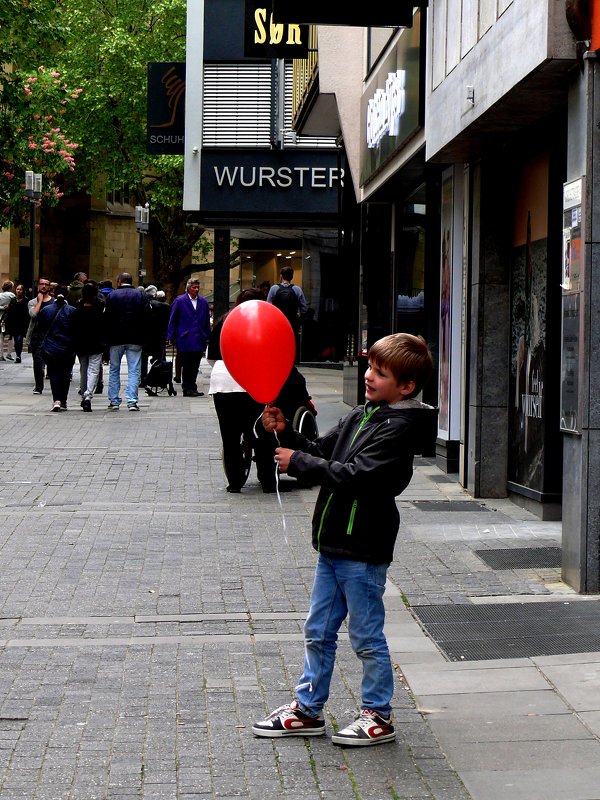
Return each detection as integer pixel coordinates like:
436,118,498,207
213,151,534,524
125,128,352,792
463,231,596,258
220,300,296,403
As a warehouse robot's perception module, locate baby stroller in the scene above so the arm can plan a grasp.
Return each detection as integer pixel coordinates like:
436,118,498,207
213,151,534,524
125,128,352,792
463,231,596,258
223,366,318,489
145,348,177,397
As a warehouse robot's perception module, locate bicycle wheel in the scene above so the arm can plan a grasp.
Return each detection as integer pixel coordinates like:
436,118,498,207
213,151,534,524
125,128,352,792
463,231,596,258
292,405,319,440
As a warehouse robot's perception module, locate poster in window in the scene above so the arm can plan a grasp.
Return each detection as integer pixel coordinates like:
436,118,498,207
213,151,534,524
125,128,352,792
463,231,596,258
438,169,453,436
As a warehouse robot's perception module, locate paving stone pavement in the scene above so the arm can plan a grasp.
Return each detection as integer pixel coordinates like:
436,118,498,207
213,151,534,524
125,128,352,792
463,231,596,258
0,355,588,800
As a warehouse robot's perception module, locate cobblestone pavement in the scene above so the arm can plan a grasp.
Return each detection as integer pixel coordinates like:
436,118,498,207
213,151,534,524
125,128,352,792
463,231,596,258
0,358,562,799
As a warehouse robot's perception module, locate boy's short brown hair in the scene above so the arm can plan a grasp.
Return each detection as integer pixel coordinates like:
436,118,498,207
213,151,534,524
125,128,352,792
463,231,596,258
368,333,433,396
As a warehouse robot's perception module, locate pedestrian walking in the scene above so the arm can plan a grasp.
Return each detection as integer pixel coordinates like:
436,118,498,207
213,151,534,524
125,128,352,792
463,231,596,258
0,280,16,361
252,333,435,746
266,266,308,363
140,285,170,387
37,288,77,411
167,278,211,397
3,283,30,363
72,282,106,412
27,277,55,394
104,272,151,411
67,271,88,306
207,288,280,493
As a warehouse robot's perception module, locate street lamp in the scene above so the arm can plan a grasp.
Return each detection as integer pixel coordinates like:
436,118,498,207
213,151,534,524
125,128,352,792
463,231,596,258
24,170,42,293
134,203,150,287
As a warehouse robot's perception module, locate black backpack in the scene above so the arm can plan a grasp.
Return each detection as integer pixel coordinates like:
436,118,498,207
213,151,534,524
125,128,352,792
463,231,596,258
272,283,300,327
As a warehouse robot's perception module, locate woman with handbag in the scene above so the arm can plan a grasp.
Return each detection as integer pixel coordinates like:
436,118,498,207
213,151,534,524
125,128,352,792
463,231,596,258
36,288,77,411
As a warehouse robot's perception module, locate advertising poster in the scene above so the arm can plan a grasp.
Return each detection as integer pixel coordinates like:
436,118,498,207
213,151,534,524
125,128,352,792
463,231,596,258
560,177,584,434
438,169,453,435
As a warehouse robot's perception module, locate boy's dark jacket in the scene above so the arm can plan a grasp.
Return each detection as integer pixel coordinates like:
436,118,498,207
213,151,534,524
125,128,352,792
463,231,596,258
278,400,435,565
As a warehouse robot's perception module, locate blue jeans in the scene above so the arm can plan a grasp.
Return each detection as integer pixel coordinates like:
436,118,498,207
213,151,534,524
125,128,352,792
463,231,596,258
108,344,142,407
295,555,393,718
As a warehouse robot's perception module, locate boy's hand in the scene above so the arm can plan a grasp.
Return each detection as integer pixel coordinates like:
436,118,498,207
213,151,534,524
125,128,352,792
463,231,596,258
262,405,286,433
274,447,294,473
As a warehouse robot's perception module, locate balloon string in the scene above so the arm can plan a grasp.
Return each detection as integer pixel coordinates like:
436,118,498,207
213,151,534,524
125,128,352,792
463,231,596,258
254,409,287,537
273,428,286,534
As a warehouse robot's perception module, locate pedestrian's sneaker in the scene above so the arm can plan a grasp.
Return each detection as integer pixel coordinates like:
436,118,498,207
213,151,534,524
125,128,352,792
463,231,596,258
82,399,92,412
331,709,396,747
33,389,42,395
107,403,119,411
5,354,14,361
15,357,21,363
52,401,62,412
252,701,325,738
127,403,140,412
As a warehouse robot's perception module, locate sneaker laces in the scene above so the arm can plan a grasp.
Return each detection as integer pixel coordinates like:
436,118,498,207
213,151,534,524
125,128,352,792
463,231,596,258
264,703,295,720
347,709,386,731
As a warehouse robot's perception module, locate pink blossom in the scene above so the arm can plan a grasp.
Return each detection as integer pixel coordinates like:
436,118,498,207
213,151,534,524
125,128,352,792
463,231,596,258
28,143,37,149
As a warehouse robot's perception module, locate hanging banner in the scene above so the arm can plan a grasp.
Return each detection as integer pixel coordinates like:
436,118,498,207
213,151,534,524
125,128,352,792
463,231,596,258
147,63,185,154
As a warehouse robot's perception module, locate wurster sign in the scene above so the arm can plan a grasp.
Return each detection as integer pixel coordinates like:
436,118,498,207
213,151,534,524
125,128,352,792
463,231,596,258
147,63,185,154
200,150,342,215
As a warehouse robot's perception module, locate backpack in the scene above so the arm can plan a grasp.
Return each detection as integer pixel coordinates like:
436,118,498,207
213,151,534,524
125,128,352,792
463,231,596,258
272,284,300,327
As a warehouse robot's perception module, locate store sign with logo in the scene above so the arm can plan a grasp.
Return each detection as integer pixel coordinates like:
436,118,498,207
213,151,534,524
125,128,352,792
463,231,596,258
147,63,185,154
203,0,308,60
359,9,423,186
244,0,308,57
200,150,342,215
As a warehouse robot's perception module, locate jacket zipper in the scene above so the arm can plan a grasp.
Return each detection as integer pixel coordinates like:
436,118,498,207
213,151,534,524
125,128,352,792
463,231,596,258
346,500,357,535
317,494,333,550
350,404,380,447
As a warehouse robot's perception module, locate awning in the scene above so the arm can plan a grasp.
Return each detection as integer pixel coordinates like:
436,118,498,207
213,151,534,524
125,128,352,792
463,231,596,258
269,1,427,27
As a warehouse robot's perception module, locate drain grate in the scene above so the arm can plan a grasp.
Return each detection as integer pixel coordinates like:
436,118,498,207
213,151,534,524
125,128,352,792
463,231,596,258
474,546,562,570
411,500,490,512
411,600,600,661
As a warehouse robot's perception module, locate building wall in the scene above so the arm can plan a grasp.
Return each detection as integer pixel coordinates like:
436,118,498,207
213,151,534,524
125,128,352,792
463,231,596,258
0,228,21,284
90,213,141,283
426,0,572,160
315,25,365,195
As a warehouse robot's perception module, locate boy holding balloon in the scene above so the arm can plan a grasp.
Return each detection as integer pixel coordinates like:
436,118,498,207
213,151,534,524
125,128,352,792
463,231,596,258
252,332,435,747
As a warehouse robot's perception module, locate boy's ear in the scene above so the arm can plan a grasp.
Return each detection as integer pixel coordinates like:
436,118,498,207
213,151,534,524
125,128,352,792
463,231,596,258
399,379,416,398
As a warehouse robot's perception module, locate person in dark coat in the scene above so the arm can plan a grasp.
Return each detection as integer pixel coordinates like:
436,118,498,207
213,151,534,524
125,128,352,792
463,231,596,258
72,282,106,412
140,285,171,386
104,272,150,411
27,278,55,394
4,283,31,363
167,278,211,397
37,288,77,411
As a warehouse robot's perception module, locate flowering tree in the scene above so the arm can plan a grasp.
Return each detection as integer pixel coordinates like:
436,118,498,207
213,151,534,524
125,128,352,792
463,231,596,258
0,66,82,231
52,0,213,294
0,0,82,231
